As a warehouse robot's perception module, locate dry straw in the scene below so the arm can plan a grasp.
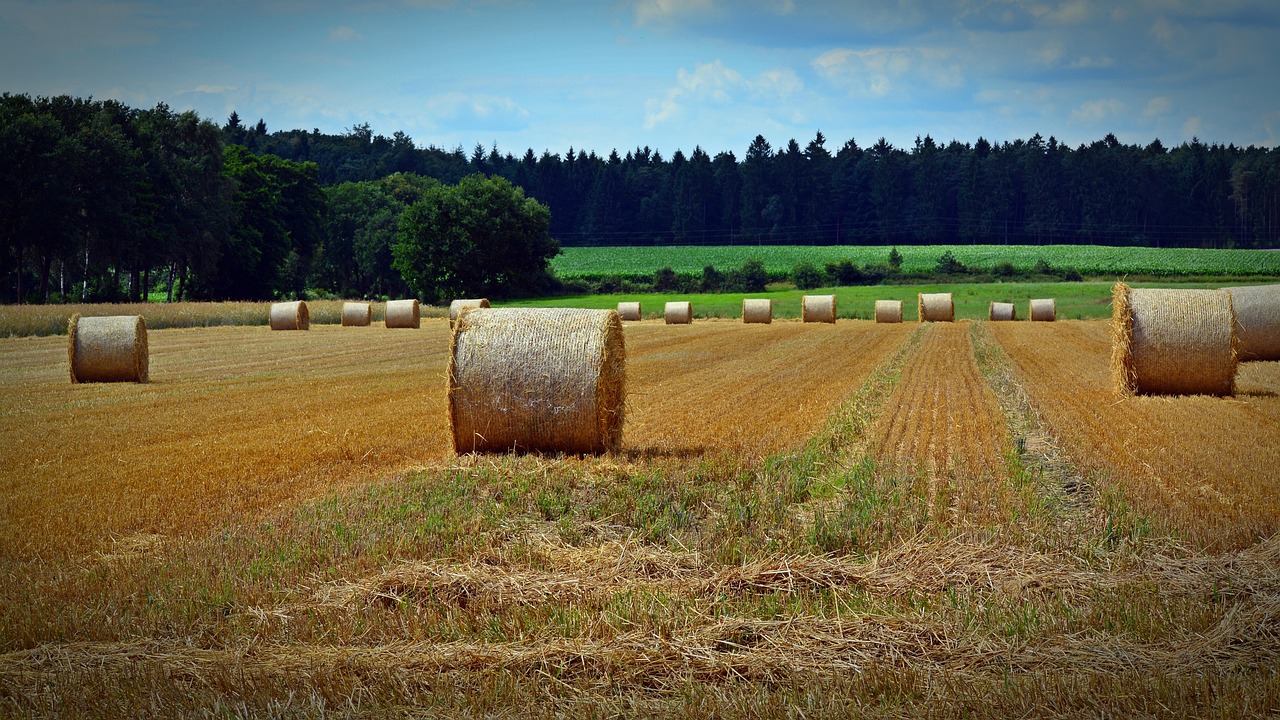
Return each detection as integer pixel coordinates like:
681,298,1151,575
67,314,148,383
1111,282,1237,396
874,300,903,323
742,298,773,324
448,307,626,454
617,301,642,322
386,298,421,329
269,301,309,330
801,295,836,323
989,302,1017,321
664,301,692,324
918,293,954,322
449,298,491,327
341,302,372,327
1226,284,1280,361
1030,298,1057,322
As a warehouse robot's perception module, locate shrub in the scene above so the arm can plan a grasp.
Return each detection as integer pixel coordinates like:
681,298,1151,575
935,250,966,275
791,261,827,290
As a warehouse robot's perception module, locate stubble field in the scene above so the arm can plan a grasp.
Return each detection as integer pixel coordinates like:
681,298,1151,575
1,311,1279,717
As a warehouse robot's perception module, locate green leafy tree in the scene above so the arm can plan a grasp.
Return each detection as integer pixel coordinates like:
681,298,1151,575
790,260,825,289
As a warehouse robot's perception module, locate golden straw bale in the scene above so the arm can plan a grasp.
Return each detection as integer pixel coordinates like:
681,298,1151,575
1226,284,1280,361
617,302,642,322
742,298,773,324
448,307,626,454
1111,283,1237,396
989,302,1017,321
1029,298,1057,322
449,298,491,326
801,295,836,323
385,299,421,329
67,314,148,383
269,301,309,330
341,302,372,327
664,301,692,324
874,300,903,323
917,293,954,322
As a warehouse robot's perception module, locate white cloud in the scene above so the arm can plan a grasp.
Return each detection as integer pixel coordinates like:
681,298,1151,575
1067,55,1113,68
748,68,802,99
424,91,530,131
1143,96,1171,117
1150,17,1178,44
1070,98,1124,123
328,26,363,42
634,0,714,26
192,84,236,94
1182,115,1203,138
644,60,743,128
1047,0,1092,24
813,46,963,98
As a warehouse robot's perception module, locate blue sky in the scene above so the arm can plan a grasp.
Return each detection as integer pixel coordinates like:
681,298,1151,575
3,0,1279,157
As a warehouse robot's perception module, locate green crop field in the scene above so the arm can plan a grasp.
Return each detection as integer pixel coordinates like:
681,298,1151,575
550,244,1280,278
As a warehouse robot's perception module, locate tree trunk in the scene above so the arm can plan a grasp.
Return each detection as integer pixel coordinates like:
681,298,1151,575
14,239,23,304
165,262,175,303
39,253,52,304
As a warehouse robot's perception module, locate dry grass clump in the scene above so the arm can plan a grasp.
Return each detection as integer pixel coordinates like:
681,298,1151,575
801,295,836,323
918,293,954,322
1226,284,1280,360
341,302,371,327
448,307,626,454
664,301,692,324
449,298,490,326
989,302,1016,321
742,299,772,324
617,301,642,322
385,299,421,329
1111,283,1237,396
875,300,903,323
1029,298,1056,322
269,301,309,331
67,314,148,383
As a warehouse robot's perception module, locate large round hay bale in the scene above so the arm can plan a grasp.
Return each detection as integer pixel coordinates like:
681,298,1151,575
269,301,309,331
918,293,954,322
1111,283,1237,396
449,298,491,326
664,301,692,324
342,302,372,327
742,298,772,324
448,307,625,454
1030,298,1057,322
874,300,903,323
989,302,1016,321
67,314,148,383
617,301,642,322
386,299,421,329
801,295,836,323
1226,284,1280,361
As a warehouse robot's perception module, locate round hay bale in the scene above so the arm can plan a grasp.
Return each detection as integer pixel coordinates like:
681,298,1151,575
664,301,692,324
742,298,773,324
67,314,148,383
874,300,903,323
448,307,625,454
449,298,491,327
617,301,642,322
341,302,372,327
269,301,309,331
918,293,954,322
386,299,421,329
1226,284,1280,361
1111,283,1237,396
801,295,836,323
989,302,1017,321
1030,298,1057,322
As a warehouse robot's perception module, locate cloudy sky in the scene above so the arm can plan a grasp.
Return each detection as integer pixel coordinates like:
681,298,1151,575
3,0,1278,157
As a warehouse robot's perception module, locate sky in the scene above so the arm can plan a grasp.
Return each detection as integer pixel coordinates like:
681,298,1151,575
3,0,1280,158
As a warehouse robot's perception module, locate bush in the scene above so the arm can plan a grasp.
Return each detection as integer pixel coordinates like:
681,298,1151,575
935,250,966,275
825,258,863,286
653,266,678,292
791,261,826,290
736,258,769,293
888,247,903,270
993,261,1016,278
700,265,724,293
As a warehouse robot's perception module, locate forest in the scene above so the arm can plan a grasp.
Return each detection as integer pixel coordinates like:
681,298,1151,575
3,93,1280,304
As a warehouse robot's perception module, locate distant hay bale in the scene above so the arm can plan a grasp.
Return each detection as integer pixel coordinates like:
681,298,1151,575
67,314,148,384
917,293,954,322
989,302,1017,321
801,295,836,323
1111,283,1237,396
617,302,642,321
341,302,372,327
742,298,773,324
449,298,491,326
269,301,309,331
664,301,692,324
1226,284,1280,361
448,307,625,454
1030,298,1057,322
386,299,421,329
874,300,903,323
